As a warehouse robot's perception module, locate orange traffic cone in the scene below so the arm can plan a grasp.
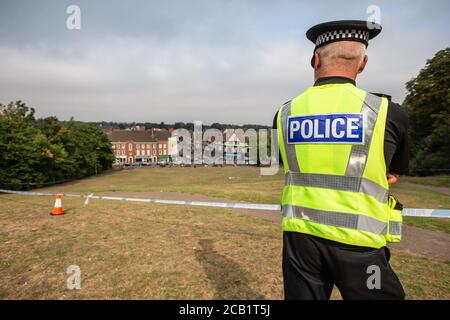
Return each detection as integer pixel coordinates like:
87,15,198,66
50,194,64,216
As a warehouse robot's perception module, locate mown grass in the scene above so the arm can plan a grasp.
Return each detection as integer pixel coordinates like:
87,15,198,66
400,175,450,188
390,180,450,209
403,217,450,234
389,181,450,233
41,167,450,233
0,194,449,299
43,167,284,204
42,167,450,205
0,195,283,299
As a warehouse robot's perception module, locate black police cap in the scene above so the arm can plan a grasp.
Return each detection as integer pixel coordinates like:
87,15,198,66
307,20,382,67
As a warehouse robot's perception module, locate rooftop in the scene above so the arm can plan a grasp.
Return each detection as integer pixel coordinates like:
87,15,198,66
107,130,165,142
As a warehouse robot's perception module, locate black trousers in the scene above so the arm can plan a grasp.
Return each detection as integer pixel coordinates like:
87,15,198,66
283,231,405,300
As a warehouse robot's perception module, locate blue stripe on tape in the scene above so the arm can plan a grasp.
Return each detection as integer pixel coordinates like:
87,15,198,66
1,189,449,218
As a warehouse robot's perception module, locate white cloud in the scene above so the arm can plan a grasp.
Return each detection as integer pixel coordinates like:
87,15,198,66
0,37,313,124
0,0,448,124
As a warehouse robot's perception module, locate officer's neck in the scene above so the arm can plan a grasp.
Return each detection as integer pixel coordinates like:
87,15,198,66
314,70,358,84
314,73,357,87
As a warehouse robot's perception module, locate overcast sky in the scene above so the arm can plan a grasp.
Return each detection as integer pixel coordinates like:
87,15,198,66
0,0,449,125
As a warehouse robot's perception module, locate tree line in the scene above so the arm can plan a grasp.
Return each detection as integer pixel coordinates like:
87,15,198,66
0,101,114,190
95,121,270,132
403,47,450,175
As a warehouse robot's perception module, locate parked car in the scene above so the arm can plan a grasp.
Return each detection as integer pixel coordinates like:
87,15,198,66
157,159,167,167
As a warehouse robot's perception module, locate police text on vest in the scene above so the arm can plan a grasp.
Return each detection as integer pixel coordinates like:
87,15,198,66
287,113,364,144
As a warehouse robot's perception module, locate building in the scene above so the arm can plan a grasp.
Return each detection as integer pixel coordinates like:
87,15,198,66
222,129,255,164
107,127,257,166
107,129,169,165
167,128,254,165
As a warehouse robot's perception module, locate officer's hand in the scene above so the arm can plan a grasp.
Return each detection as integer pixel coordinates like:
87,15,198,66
387,173,399,185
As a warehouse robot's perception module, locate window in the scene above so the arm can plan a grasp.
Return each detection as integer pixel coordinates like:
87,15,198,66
136,150,140,156
147,150,150,156
158,144,162,149
136,144,140,149
121,144,125,149
147,144,150,149
163,150,167,155
153,150,156,155
158,150,162,155
129,144,132,151
163,144,167,149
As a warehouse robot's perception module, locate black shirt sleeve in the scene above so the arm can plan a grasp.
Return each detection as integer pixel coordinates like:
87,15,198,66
272,111,278,130
384,102,409,174
273,110,283,165
272,101,409,174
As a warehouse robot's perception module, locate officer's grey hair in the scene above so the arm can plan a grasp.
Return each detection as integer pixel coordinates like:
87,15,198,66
317,41,366,70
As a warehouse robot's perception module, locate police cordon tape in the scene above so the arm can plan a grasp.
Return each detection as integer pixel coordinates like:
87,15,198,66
0,188,449,218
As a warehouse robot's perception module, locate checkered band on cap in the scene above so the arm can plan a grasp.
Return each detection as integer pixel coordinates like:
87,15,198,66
315,29,370,46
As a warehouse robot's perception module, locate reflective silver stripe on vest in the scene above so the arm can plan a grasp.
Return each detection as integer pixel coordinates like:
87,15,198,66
389,221,402,236
280,101,300,172
282,204,387,235
285,172,388,203
345,93,382,176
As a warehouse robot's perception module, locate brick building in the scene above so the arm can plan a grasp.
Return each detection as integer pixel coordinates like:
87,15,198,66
107,129,169,165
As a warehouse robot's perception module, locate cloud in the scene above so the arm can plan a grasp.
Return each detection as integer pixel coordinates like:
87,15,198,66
0,0,449,125
0,37,310,124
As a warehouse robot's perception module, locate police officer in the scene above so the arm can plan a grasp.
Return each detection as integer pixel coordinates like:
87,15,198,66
273,20,409,300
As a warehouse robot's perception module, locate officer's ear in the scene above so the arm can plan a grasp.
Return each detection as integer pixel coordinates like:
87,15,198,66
313,51,321,70
357,55,368,74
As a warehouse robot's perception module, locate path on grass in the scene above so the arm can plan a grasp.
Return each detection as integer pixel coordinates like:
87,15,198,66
80,191,450,261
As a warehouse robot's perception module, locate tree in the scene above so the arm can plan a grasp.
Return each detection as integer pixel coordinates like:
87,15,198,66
0,101,48,188
63,122,114,178
0,101,114,189
403,48,450,175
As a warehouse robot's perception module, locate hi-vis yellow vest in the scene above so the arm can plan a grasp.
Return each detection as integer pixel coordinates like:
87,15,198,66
277,83,401,248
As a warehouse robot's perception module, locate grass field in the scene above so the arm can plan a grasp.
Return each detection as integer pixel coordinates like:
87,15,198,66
42,167,450,233
0,167,449,299
399,175,450,188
